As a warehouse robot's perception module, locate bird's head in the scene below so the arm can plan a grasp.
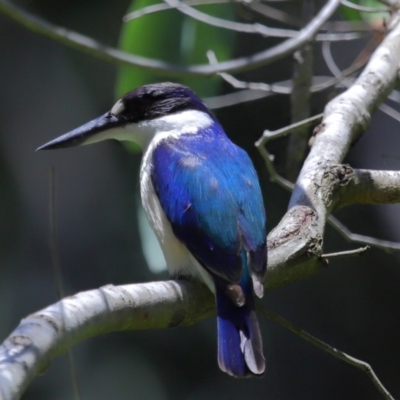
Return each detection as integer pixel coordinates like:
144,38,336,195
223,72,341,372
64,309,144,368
37,82,215,151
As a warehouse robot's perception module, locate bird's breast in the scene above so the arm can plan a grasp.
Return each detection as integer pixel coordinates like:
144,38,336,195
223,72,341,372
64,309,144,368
139,142,214,290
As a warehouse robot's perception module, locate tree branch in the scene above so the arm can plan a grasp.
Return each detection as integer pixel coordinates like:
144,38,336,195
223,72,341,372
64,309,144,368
2,2,400,397
255,114,323,190
328,215,400,251
289,11,400,216
258,305,395,400
123,0,231,22
162,0,364,41
0,281,214,400
163,0,309,39
0,0,341,75
335,168,400,208
322,36,400,124
320,245,370,259
340,0,391,13
206,52,366,96
255,9,400,286
204,88,273,109
286,40,313,181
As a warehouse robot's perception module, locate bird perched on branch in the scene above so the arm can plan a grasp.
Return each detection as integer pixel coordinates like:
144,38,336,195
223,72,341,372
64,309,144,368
38,82,267,377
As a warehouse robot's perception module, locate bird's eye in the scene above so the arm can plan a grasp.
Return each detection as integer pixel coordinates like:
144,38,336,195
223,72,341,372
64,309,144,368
110,99,125,116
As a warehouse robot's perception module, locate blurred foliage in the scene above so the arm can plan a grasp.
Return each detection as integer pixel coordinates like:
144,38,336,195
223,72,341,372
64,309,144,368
339,0,388,24
116,0,235,98
115,0,235,153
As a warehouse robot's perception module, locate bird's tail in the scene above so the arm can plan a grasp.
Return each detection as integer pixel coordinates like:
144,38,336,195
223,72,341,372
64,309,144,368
215,263,265,377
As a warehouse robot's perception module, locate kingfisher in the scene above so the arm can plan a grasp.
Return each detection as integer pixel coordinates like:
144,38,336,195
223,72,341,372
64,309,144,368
38,82,267,377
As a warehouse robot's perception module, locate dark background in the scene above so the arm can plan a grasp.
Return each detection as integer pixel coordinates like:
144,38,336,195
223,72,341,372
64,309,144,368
1,1,400,399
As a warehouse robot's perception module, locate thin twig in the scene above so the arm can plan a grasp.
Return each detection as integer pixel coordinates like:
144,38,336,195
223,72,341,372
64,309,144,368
328,215,400,252
287,0,314,182
242,0,382,33
320,245,370,259
207,49,290,93
204,88,273,109
256,113,324,147
124,0,230,21
256,152,400,251
245,0,383,32
322,38,400,123
202,73,368,110
378,102,400,122
341,0,390,13
207,50,366,96
49,168,82,400
258,305,395,400
203,71,399,110
322,39,360,87
0,0,342,75
255,114,322,188
323,20,383,31
244,0,305,27
155,0,302,38
255,111,400,253
0,281,215,399
144,0,366,41
258,144,294,189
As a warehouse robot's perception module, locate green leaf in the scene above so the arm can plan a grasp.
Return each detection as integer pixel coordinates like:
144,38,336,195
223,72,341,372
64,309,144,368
339,3,361,21
115,0,235,98
115,0,235,153
340,0,388,23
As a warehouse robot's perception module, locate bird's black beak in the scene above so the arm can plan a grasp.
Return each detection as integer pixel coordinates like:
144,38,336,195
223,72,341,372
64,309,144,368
37,112,124,151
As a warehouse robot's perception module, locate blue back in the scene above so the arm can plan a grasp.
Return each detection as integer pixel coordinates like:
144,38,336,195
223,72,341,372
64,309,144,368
151,123,266,284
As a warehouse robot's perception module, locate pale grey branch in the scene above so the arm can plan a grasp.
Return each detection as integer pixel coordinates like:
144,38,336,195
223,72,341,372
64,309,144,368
246,0,381,33
204,73,372,110
163,0,302,38
322,37,400,123
259,305,395,400
124,0,231,21
0,281,215,400
0,0,341,75
162,0,364,41
321,245,370,259
244,0,305,27
207,48,365,96
378,102,400,122
255,114,322,190
286,37,314,181
204,89,273,109
335,169,400,208
256,114,324,148
258,143,294,190
290,11,400,213
256,113,400,254
256,9,400,288
328,215,400,252
322,20,382,31
341,0,390,13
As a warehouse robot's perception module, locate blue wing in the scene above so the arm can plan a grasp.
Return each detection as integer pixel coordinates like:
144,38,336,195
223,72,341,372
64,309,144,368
150,125,266,284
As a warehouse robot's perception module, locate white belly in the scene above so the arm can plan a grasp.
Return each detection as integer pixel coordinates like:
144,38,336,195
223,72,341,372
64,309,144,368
140,157,214,292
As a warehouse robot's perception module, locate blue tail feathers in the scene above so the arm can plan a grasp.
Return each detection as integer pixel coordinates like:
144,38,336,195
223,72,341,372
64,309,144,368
215,278,265,377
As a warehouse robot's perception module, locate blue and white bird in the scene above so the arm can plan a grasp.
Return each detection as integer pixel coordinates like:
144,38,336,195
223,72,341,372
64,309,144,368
38,82,267,377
